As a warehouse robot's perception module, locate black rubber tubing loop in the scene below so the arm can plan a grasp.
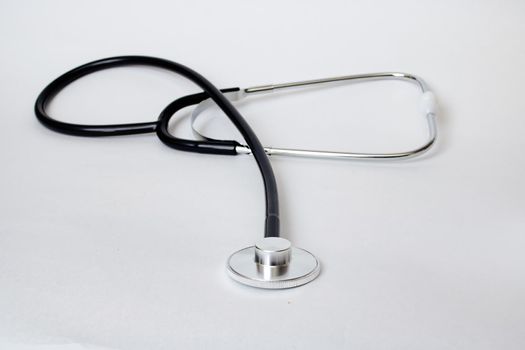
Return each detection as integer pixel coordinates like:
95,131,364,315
156,88,241,155
34,55,280,238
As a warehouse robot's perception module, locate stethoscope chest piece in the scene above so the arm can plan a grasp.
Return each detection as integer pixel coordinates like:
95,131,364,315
227,237,320,289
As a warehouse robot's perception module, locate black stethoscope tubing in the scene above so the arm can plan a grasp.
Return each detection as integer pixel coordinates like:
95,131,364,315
34,56,280,238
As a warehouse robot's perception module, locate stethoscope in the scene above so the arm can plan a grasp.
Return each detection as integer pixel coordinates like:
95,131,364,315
35,56,437,289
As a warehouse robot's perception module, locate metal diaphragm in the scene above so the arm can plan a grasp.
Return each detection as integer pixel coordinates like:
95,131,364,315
226,237,320,289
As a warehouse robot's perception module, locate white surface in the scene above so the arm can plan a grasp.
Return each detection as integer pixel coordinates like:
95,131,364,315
1,0,524,349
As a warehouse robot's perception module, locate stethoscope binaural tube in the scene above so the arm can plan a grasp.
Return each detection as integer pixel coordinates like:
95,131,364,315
190,72,438,160
34,56,280,239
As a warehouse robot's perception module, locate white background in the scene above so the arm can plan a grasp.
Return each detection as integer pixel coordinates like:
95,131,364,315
1,0,524,349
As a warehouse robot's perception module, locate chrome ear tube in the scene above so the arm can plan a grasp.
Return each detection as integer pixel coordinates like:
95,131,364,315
191,72,437,160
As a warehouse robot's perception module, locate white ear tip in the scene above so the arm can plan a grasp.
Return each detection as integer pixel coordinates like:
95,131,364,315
421,91,437,115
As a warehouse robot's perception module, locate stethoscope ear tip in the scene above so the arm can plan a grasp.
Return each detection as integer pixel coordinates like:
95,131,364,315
226,237,320,289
